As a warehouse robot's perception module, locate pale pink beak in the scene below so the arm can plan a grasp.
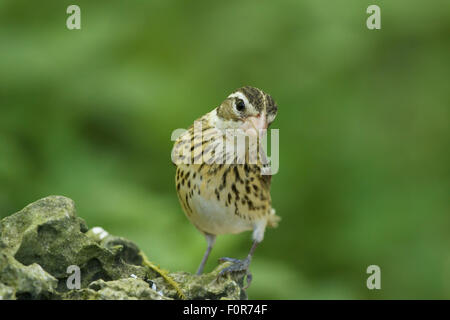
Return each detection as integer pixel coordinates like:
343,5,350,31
248,114,267,130
241,112,267,136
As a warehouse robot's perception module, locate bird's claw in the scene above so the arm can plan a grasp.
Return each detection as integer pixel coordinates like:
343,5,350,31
218,257,250,275
218,257,243,264
217,257,252,289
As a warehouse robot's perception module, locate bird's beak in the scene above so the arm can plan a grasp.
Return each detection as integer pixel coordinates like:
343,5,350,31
245,112,267,134
248,115,267,130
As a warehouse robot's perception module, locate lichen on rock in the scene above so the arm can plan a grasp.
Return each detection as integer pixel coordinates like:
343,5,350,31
0,252,58,299
62,278,171,300
0,196,247,300
151,264,247,300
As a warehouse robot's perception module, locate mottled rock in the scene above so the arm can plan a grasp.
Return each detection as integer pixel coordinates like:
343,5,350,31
0,196,246,300
0,252,57,299
63,278,171,300
152,263,247,300
0,282,16,300
86,227,144,267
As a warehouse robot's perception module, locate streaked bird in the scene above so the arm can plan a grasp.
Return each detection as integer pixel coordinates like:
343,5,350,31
172,86,280,288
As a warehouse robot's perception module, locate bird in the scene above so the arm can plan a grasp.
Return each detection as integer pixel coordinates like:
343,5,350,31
171,86,280,288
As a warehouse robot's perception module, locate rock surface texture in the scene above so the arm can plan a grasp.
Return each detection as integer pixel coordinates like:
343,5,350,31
0,196,247,300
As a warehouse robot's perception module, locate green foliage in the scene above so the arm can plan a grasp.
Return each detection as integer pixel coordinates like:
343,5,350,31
0,0,449,299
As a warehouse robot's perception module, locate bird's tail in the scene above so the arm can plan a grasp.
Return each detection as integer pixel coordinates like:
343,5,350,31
267,208,281,228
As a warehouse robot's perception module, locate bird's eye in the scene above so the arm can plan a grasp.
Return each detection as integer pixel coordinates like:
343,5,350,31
235,99,245,112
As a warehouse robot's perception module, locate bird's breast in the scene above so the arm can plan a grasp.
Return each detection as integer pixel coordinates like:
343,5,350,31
188,189,254,235
175,161,272,236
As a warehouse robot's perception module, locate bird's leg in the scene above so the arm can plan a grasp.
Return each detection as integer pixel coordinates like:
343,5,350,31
218,240,259,289
196,233,216,275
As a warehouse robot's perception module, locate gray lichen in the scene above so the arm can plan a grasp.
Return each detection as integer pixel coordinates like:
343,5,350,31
0,196,246,300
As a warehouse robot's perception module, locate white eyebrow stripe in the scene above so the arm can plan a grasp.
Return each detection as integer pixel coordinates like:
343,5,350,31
228,92,250,107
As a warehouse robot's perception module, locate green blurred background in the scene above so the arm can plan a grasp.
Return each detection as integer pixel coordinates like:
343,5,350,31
0,0,449,299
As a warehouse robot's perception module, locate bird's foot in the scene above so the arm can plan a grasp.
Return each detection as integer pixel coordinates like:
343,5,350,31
217,257,253,289
139,251,186,299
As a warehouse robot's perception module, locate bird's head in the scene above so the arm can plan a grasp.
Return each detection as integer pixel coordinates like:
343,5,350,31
215,86,278,134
